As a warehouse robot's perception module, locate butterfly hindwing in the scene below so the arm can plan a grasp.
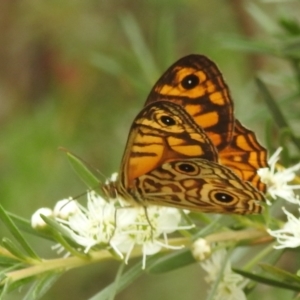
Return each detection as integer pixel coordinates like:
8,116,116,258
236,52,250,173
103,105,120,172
130,158,265,214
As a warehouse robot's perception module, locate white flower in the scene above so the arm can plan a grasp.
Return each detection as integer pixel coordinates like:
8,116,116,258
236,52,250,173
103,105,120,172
112,205,190,268
31,208,53,229
192,238,211,261
53,190,192,268
57,191,121,253
213,281,247,300
200,249,247,300
53,198,80,219
268,206,300,249
257,147,300,203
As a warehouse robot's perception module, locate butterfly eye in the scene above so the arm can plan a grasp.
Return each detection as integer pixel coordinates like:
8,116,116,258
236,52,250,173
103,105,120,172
181,74,199,90
160,115,176,126
214,192,234,203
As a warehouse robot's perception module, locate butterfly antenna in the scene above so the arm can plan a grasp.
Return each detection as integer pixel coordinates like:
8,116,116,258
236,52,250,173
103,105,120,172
70,189,95,200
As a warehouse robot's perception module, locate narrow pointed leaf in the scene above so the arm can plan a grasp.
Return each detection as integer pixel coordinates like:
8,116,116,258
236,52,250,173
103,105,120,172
147,249,195,273
90,53,123,77
89,256,160,300
120,12,159,84
39,215,91,259
67,152,101,192
40,215,74,239
233,268,300,291
0,204,39,259
7,213,52,241
23,273,61,300
2,239,29,261
259,263,300,284
256,78,300,150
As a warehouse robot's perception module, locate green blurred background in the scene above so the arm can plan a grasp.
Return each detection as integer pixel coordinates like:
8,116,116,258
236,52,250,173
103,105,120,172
0,0,298,299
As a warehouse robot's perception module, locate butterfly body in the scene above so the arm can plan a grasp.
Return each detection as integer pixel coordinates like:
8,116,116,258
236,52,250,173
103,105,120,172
105,54,268,215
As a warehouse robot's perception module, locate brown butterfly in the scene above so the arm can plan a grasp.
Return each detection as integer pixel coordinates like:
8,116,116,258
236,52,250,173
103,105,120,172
103,55,267,214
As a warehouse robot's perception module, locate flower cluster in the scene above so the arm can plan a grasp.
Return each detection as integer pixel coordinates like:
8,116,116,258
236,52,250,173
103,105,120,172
29,147,300,295
258,147,300,204
268,206,300,249
31,191,191,268
190,147,299,299
260,147,300,250
200,248,247,300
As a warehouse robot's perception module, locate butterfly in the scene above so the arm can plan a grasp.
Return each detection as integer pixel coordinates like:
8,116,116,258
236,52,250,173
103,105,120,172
104,54,268,214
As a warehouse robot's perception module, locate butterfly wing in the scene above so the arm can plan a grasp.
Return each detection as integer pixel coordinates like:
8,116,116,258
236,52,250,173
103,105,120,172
130,158,265,214
145,54,234,151
144,54,268,191
219,120,268,192
119,101,218,189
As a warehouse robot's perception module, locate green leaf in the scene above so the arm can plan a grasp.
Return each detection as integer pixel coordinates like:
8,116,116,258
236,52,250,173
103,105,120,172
220,36,280,56
256,78,289,129
279,18,300,36
23,273,61,300
2,239,29,262
7,213,52,241
0,204,39,260
88,259,146,300
155,13,176,67
147,249,195,273
90,53,123,77
0,263,23,282
0,278,9,299
256,78,300,150
120,12,159,84
67,152,101,192
193,215,226,239
39,215,73,239
39,215,89,259
264,119,274,151
259,263,300,284
233,268,300,291
0,255,20,267
107,262,126,300
247,2,279,33
280,143,292,167
290,57,300,93
2,275,37,294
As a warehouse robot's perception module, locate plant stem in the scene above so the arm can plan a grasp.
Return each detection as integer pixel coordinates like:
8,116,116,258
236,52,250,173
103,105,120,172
4,250,113,283
2,228,270,285
205,229,270,244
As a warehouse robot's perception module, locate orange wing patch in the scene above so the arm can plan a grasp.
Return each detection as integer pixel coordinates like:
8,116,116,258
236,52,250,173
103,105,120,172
120,101,218,188
145,54,234,150
219,120,268,192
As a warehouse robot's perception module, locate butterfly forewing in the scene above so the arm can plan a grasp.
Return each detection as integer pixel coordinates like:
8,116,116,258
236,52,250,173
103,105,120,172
145,54,234,151
120,101,218,189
